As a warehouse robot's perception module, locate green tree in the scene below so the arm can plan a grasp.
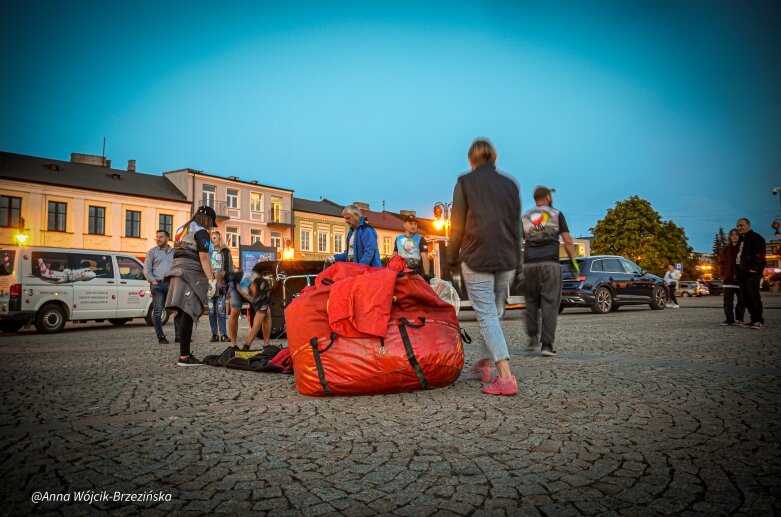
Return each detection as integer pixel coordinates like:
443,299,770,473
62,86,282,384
713,226,727,278
590,196,693,277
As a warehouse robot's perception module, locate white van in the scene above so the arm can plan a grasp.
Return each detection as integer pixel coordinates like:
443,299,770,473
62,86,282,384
0,246,168,333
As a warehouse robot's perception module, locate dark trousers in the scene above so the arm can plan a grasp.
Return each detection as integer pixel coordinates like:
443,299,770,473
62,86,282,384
176,312,194,357
723,287,745,324
738,273,763,324
152,283,179,339
523,262,563,346
668,281,678,305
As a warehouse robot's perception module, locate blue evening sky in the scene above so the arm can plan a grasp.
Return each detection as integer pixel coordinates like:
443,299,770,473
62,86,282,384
2,1,779,252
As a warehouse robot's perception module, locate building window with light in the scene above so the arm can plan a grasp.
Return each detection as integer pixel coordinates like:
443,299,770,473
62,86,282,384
250,192,263,213
159,214,173,236
0,196,21,228
88,206,105,235
227,188,239,209
48,201,67,232
251,228,263,244
125,210,141,238
271,231,282,250
333,233,344,253
383,236,392,256
226,227,239,248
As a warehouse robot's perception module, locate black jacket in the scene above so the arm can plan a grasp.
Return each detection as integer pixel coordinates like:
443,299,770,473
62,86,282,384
737,230,766,275
446,163,522,272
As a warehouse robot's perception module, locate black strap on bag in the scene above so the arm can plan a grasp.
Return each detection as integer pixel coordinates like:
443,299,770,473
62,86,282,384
309,333,337,396
321,278,335,286
397,318,430,389
460,328,472,344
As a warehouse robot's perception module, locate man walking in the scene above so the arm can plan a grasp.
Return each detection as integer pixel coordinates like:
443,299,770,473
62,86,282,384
392,214,430,277
327,205,381,267
522,186,578,357
736,218,766,329
144,229,180,344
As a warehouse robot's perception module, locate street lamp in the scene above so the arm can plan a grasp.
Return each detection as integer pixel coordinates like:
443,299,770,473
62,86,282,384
14,217,29,246
432,202,452,238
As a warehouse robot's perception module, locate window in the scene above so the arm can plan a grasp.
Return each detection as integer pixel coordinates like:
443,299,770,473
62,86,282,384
250,192,263,212
227,188,238,209
602,258,623,273
250,228,263,244
318,230,329,253
88,206,105,235
125,210,141,238
47,201,66,232
70,253,113,279
116,256,145,280
333,233,344,254
590,260,603,272
32,252,67,277
202,185,216,208
300,228,312,251
271,231,282,250
0,196,21,228
620,259,641,275
226,227,239,248
159,214,173,236
270,196,282,222
383,236,392,256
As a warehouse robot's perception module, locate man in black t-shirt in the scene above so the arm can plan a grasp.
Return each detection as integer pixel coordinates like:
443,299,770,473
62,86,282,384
521,186,578,357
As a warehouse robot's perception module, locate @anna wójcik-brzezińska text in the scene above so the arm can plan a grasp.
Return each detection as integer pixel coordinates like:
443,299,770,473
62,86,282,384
31,490,172,504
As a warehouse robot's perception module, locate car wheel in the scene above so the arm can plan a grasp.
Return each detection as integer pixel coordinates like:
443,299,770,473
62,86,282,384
109,318,131,326
681,291,690,297
35,303,67,333
0,321,25,333
591,287,613,314
650,285,668,310
145,306,171,326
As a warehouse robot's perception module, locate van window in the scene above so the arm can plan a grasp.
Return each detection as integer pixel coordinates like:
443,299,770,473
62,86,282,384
32,252,68,278
0,250,15,276
69,253,114,279
116,256,145,280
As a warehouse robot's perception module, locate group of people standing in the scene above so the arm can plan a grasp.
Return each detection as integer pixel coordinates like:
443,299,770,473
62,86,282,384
720,220,766,329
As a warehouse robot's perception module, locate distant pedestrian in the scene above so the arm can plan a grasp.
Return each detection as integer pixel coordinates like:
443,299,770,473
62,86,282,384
521,186,579,357
664,264,681,308
392,214,431,278
736,218,766,329
207,231,232,342
326,205,381,267
166,206,218,366
144,230,180,344
447,138,521,396
719,228,745,326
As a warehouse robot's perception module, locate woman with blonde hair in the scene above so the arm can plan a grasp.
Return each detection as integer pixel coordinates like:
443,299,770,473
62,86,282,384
166,206,218,366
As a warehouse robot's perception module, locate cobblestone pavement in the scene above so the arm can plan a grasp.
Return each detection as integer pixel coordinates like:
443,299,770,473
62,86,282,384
1,296,779,515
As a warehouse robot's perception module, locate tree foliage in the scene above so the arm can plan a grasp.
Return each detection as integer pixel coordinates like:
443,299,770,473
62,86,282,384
713,226,727,278
590,196,694,277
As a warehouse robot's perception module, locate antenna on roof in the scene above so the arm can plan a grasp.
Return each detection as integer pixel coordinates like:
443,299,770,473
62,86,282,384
102,137,106,160
382,200,386,211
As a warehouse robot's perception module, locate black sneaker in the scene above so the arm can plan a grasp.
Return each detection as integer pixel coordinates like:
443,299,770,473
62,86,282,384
541,344,557,357
174,337,180,343
177,355,203,366
210,334,219,342
220,335,230,342
158,337,169,344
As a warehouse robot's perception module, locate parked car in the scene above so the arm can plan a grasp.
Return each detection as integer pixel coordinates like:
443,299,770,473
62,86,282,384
699,284,710,296
0,246,166,333
705,279,722,296
559,255,668,314
676,281,702,297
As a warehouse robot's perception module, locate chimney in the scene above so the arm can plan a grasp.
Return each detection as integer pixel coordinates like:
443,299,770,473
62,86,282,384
353,201,370,210
70,152,110,167
127,159,136,172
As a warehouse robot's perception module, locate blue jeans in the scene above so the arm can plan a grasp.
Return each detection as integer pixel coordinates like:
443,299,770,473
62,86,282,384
152,283,179,339
208,293,227,336
461,262,514,363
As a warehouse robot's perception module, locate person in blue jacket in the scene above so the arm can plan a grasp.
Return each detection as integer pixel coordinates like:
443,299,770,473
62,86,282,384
326,205,381,267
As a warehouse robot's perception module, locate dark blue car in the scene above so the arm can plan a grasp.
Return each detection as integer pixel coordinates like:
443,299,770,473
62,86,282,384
560,255,669,313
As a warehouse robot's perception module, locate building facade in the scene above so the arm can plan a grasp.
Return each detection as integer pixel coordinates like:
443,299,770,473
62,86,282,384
163,169,294,264
292,198,349,262
0,151,191,259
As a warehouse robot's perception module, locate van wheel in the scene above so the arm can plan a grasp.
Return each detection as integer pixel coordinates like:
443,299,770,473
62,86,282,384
0,321,24,333
35,304,67,333
145,306,171,326
109,318,131,326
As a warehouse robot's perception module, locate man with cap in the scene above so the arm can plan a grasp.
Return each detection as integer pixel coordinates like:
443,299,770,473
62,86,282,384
392,214,431,278
521,186,578,357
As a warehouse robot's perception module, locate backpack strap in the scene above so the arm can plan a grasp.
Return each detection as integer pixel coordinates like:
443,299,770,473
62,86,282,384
309,334,336,396
398,318,430,389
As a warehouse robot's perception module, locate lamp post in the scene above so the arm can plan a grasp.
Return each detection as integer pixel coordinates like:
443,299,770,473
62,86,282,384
432,202,452,239
14,217,29,246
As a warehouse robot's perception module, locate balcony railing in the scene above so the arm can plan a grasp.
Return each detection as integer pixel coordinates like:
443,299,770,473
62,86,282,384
199,199,230,219
267,208,293,226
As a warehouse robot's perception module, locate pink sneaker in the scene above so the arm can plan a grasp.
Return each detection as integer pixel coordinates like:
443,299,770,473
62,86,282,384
470,358,493,382
482,375,519,396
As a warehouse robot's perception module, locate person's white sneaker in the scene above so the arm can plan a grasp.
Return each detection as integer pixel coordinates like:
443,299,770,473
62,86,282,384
673,304,680,308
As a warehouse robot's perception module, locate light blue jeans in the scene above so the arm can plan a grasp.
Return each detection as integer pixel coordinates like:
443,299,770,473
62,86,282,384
208,293,227,337
461,262,514,363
